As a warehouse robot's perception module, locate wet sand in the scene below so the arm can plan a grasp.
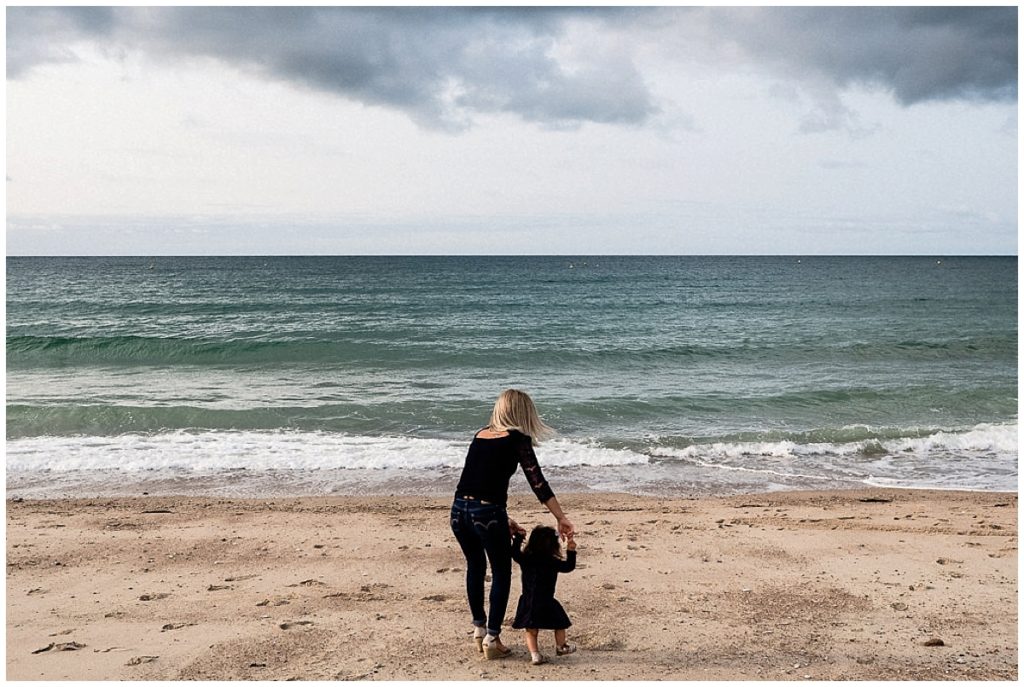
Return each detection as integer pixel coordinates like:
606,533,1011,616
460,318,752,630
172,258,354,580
6,489,1017,680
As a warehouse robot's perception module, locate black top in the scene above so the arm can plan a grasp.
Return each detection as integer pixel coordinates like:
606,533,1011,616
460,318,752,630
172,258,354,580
510,532,576,630
454,429,555,506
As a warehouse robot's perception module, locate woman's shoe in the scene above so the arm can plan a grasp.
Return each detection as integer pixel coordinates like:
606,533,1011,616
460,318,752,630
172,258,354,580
483,639,512,660
474,636,484,653
556,642,577,656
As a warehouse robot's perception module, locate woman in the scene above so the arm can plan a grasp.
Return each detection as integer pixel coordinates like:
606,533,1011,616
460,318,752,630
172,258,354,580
450,389,575,659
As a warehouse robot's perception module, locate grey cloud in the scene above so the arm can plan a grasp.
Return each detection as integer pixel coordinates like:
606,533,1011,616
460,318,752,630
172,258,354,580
697,6,1017,105
7,6,657,130
6,7,116,77
6,6,1015,132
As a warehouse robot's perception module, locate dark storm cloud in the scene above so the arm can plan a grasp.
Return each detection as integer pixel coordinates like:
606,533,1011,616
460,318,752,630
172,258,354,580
6,6,1016,131
6,6,656,130
699,6,1017,104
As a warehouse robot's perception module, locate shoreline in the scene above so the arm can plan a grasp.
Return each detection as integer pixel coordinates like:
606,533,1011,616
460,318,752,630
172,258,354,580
7,469,1017,502
7,488,1018,680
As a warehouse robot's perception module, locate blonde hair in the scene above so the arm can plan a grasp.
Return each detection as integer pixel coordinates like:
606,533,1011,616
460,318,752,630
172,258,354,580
487,389,554,445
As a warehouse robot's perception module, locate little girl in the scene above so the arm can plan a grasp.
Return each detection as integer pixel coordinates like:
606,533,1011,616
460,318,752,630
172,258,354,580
511,525,577,665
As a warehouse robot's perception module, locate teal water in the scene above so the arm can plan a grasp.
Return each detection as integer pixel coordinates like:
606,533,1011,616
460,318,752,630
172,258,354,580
6,256,1017,497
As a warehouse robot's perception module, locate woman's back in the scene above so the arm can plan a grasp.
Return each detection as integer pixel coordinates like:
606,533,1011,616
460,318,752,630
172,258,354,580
455,429,554,505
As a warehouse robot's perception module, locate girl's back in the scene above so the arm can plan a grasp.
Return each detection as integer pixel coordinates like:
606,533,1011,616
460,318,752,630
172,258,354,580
511,526,576,632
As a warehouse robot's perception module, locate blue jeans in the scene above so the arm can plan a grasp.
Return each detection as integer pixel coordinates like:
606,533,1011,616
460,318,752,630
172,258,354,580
450,497,512,637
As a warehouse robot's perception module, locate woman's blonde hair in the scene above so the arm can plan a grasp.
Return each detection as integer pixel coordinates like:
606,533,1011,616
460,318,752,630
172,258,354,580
487,389,554,445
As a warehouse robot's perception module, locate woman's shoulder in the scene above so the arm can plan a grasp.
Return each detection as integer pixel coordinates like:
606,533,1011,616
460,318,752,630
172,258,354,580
474,427,531,441
473,427,518,440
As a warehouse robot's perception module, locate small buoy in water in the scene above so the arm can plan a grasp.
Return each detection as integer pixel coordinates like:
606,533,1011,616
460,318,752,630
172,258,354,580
936,260,942,265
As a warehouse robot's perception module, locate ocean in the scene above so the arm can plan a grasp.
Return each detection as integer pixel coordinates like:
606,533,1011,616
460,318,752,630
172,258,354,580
6,255,1017,498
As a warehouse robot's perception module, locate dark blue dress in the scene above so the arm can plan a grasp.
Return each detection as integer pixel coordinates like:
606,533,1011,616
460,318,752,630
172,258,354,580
510,533,576,630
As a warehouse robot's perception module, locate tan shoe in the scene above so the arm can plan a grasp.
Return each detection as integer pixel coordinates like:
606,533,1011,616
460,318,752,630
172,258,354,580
483,639,512,660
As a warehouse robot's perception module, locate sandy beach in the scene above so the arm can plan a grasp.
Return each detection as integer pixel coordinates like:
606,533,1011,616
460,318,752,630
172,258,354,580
6,488,1017,680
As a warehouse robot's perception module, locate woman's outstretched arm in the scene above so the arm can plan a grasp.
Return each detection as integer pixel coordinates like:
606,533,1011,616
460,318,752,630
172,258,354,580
543,495,575,540
515,432,575,539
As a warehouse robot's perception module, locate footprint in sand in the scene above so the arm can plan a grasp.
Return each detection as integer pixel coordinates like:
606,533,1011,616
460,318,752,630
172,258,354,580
138,593,170,601
286,579,326,588
279,620,313,630
160,623,195,632
32,641,86,654
421,594,448,602
127,655,159,665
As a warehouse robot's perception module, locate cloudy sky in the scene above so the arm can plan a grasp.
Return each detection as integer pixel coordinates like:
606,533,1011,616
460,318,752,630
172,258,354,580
6,5,1018,255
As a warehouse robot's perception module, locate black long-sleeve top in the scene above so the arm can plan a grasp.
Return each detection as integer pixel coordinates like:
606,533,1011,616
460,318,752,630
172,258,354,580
454,429,555,506
511,532,576,604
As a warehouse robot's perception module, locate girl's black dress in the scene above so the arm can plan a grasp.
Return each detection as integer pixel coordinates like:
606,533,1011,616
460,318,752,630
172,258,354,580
510,533,576,630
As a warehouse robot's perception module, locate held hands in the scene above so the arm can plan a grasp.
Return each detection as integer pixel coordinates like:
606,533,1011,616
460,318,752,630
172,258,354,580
557,516,575,541
566,532,577,551
508,518,527,537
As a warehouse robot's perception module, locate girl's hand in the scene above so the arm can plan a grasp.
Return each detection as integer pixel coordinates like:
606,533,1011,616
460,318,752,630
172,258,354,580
566,534,577,551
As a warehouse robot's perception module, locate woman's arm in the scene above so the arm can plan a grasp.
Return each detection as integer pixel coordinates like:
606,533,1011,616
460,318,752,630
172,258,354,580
515,434,575,539
543,495,575,540
515,434,555,504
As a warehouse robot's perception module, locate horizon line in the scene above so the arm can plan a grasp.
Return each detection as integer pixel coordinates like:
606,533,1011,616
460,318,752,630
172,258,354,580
5,253,1019,259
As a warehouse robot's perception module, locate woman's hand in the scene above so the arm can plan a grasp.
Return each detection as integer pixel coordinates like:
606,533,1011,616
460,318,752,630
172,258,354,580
508,518,527,537
557,515,575,540
566,533,577,551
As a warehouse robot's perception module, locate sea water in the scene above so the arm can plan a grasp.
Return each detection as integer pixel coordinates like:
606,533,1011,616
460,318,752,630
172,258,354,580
6,256,1017,498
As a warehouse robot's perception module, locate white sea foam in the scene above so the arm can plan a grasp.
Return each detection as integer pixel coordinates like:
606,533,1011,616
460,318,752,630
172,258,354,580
651,422,1017,492
5,431,650,473
877,422,1019,455
5,424,1016,497
654,422,1018,461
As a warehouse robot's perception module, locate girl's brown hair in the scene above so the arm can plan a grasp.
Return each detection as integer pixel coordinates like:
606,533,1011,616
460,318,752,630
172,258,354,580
523,525,562,559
